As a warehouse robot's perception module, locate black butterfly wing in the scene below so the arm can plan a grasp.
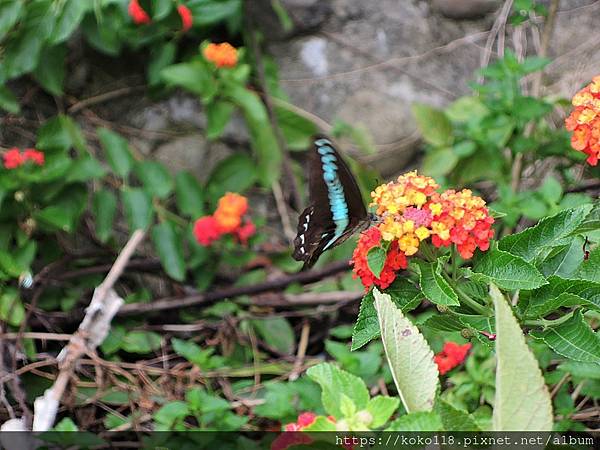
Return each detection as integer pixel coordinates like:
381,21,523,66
293,135,368,269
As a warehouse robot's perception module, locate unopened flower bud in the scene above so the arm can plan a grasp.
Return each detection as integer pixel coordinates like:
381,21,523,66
437,304,449,313
355,410,373,426
14,191,25,202
460,328,475,339
335,419,349,431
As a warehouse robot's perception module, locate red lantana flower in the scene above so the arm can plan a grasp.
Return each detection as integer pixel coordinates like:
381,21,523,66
23,148,45,166
193,216,222,246
177,5,193,32
351,227,408,291
3,148,24,169
128,0,151,25
272,413,341,450
434,341,472,375
235,220,256,244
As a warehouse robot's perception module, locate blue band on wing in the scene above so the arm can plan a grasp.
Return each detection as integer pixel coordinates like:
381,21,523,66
315,139,350,250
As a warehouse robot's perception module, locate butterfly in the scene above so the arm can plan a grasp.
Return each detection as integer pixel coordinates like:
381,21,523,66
293,135,372,269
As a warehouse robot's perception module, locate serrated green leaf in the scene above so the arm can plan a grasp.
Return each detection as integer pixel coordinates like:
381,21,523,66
175,171,204,218
152,222,185,281
65,157,106,183
417,259,459,306
538,238,584,279
367,246,386,278
499,205,593,262
557,361,600,380
134,160,173,199
472,248,547,290
161,61,217,100
530,311,600,364
386,412,443,431
411,103,453,147
521,276,600,318
307,363,369,418
98,128,134,178
436,399,480,431
366,396,400,428
570,201,600,235
574,247,600,282
121,187,153,231
490,283,553,431
422,147,458,177
374,288,438,412
538,176,562,204
92,189,117,243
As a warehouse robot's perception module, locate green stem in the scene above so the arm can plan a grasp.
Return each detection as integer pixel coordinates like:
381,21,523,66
154,202,188,228
442,272,490,316
451,245,459,281
523,310,576,329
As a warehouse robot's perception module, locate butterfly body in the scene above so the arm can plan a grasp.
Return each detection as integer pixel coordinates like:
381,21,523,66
293,136,369,269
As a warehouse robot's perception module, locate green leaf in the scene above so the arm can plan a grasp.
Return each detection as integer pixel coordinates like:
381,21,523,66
92,189,117,243
186,0,241,25
0,288,25,326
302,416,337,431
175,171,204,218
121,331,162,354
148,42,176,86
153,401,190,428
49,0,89,44
121,187,153,231
0,250,25,277
411,103,453,147
520,56,551,74
416,259,459,306
574,247,600,282
206,100,235,140
161,61,217,101
445,96,489,124
538,176,562,204
422,147,458,177
498,205,593,262
366,396,400,428
226,85,281,186
0,0,23,42
152,0,173,20
37,115,81,153
538,239,583,279
35,186,87,232
65,157,106,183
571,201,600,235
367,246,386,278
307,363,370,418
490,283,553,431
436,399,480,431
471,248,547,290
0,85,20,114
557,361,600,380
152,222,185,281
513,96,551,121
351,280,422,350
206,153,257,202
251,317,295,355
373,288,438,412
134,161,173,199
172,338,216,369
521,276,600,318
386,412,443,431
530,311,600,364
98,128,134,178
1,1,54,80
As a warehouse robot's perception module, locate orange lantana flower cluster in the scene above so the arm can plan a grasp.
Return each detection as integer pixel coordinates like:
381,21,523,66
351,171,494,290
565,76,600,166
434,341,472,375
203,42,238,68
193,193,255,246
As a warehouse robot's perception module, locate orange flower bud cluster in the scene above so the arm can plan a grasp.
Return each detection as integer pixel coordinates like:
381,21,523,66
203,42,238,68
565,76,600,166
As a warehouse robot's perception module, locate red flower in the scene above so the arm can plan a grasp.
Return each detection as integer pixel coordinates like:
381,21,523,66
434,341,472,375
23,148,44,166
128,0,151,25
235,220,256,244
177,4,193,32
193,216,222,246
351,227,408,291
3,148,24,169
